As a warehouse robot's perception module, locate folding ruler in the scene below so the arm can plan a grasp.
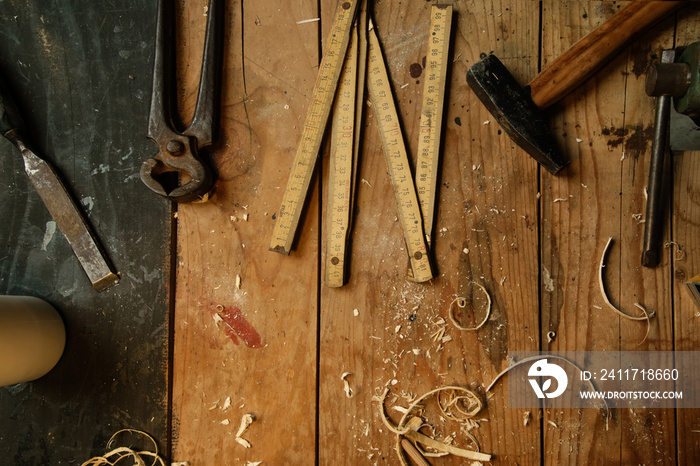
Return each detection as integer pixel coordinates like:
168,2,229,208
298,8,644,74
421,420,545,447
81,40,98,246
270,1,453,287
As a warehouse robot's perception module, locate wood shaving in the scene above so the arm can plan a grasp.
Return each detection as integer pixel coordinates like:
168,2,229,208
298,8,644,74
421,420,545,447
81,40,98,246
664,241,685,260
599,237,654,345
235,414,255,448
547,331,556,343
80,429,165,466
523,411,531,426
375,386,491,465
342,372,355,398
485,355,610,426
448,282,491,331
437,388,483,421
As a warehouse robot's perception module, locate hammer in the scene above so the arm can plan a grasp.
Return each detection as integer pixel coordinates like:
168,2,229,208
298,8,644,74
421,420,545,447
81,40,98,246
467,1,684,174
642,42,700,266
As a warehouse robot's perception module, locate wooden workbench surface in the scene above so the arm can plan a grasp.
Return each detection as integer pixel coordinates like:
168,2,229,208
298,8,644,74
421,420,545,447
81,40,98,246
170,0,700,464
1,1,699,465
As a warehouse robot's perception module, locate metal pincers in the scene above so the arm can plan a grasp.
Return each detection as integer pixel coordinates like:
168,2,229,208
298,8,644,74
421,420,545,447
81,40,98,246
141,0,223,203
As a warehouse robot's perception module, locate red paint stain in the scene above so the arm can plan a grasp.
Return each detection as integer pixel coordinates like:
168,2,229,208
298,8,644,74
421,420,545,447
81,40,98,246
214,306,262,349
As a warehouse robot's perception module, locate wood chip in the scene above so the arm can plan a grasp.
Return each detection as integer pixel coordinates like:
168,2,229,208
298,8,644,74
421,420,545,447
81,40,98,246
235,414,255,448
342,372,355,398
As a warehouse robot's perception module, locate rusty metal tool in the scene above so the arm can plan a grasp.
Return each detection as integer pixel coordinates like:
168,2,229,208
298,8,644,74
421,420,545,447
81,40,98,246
467,1,684,174
140,0,223,203
642,49,676,267
0,75,119,291
642,43,700,266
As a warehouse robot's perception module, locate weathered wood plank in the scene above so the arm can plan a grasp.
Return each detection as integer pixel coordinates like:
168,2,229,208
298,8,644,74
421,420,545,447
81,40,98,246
170,0,322,464
617,8,677,465
673,4,700,465
318,0,541,464
540,2,631,464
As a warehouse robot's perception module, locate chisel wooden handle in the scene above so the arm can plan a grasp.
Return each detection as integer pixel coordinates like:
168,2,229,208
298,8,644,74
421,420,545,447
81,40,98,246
530,1,684,109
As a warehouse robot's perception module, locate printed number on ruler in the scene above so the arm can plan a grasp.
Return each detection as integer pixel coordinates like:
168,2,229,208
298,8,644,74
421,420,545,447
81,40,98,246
367,21,433,282
415,5,452,246
325,26,359,287
270,0,359,254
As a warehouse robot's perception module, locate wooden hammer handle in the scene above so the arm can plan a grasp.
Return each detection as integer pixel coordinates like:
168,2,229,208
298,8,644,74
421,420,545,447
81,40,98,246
529,1,684,109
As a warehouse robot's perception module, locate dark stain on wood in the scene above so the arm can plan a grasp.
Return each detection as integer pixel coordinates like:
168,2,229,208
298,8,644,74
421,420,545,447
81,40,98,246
601,125,653,157
409,62,423,78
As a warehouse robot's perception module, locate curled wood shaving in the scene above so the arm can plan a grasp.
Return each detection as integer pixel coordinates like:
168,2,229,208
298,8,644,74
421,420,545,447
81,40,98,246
375,386,491,465
664,240,686,260
437,388,483,421
403,430,491,462
80,429,165,466
485,355,610,425
599,237,654,345
448,282,491,331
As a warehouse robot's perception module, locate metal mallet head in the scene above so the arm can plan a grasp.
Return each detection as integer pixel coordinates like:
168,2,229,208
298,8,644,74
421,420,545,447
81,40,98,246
467,55,566,174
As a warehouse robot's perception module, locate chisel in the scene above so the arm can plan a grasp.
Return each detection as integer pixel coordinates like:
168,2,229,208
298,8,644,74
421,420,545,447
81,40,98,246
0,75,119,291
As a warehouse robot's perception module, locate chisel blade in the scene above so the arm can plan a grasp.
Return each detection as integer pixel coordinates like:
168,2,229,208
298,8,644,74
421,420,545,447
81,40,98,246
12,132,119,291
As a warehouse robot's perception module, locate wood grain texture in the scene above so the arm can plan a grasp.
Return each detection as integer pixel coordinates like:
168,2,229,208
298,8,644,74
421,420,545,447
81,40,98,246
318,0,541,464
673,4,700,464
5,0,695,464
541,2,632,464
617,9,676,466
530,0,683,109
170,0,322,464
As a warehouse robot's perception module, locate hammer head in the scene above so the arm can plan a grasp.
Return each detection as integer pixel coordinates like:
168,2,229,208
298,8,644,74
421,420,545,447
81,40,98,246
467,55,566,174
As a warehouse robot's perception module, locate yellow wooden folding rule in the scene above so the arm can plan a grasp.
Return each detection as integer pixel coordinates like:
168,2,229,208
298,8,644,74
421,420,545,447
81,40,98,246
271,2,453,286
415,5,453,247
269,0,360,255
